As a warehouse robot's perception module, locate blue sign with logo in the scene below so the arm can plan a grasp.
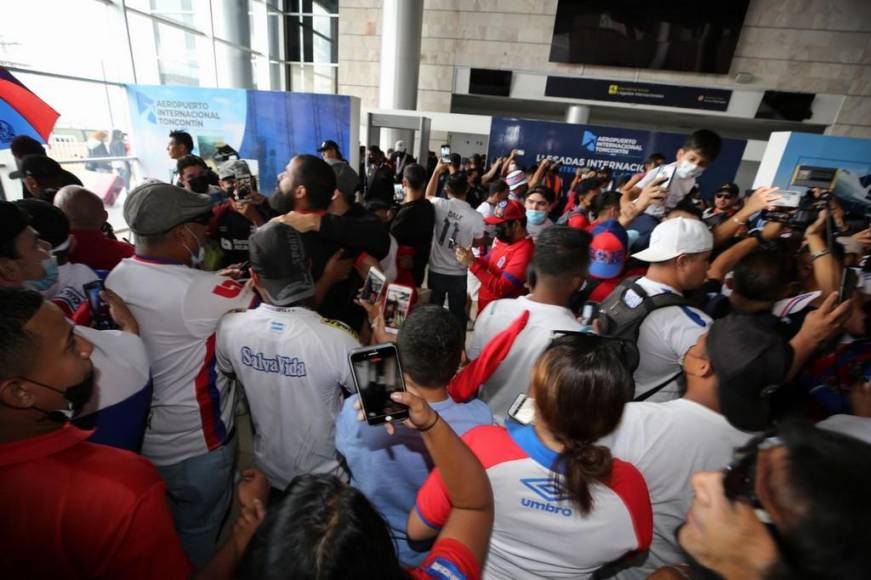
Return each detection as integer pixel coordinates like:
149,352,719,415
127,84,352,192
488,117,746,198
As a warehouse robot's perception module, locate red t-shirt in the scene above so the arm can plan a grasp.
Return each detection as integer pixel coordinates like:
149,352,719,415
70,229,134,272
0,425,192,579
470,237,535,314
407,538,481,580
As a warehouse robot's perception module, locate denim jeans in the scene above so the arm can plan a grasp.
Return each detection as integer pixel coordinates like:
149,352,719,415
428,270,468,325
156,433,238,568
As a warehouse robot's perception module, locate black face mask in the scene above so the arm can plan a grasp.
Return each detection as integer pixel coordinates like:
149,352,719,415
494,222,514,243
188,174,211,194
20,370,96,423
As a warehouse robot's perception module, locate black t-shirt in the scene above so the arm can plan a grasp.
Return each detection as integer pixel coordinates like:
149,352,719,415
210,201,272,269
390,197,435,286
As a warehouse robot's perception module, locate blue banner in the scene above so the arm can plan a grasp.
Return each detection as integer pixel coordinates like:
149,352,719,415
126,84,352,191
487,117,746,198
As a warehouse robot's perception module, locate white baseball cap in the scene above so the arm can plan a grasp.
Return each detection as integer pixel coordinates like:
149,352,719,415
394,140,407,152
632,217,713,262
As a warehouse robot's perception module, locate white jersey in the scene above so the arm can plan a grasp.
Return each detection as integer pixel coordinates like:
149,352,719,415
216,305,360,489
635,162,697,218
818,414,871,446
428,197,485,276
106,256,254,466
598,399,753,579
44,262,99,317
632,277,711,402
470,295,581,422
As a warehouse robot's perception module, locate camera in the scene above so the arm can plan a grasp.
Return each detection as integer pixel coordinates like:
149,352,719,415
763,189,831,231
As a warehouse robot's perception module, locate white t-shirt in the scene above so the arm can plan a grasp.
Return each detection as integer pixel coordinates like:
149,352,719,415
216,305,360,489
75,326,150,416
428,196,485,276
44,262,99,316
818,414,871,446
106,256,254,466
470,295,581,422
598,398,753,579
632,277,711,402
635,162,697,218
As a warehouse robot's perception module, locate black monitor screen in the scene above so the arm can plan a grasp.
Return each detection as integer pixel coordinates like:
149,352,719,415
469,68,513,97
549,0,750,74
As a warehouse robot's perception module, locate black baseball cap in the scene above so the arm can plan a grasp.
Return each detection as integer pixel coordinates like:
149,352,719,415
13,199,69,250
0,201,30,248
708,313,793,431
10,154,63,180
249,222,315,306
317,140,340,153
715,182,739,196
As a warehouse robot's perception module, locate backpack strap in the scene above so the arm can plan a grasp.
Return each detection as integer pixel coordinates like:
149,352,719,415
633,369,684,402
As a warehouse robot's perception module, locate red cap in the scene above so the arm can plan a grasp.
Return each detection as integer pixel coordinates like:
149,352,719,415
484,200,525,224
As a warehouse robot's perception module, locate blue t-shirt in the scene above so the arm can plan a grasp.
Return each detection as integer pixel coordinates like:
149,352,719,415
336,394,492,567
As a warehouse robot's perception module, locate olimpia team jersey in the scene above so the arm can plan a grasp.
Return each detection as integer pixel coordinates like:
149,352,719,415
106,256,254,466
217,305,360,490
428,197,485,276
416,423,652,580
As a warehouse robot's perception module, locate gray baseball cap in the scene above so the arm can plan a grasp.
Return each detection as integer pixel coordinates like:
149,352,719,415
218,159,251,180
123,181,213,235
249,221,315,306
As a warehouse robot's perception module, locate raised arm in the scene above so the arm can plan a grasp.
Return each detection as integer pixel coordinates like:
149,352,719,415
426,160,447,199
528,159,551,189
803,209,841,297
711,187,781,247
480,157,504,185
402,392,494,566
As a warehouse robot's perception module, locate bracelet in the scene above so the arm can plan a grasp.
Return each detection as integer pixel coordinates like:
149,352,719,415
418,412,441,433
810,249,830,261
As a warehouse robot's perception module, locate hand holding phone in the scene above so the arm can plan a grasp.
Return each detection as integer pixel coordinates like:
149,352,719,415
84,280,118,330
349,343,409,425
655,164,677,191
359,267,387,304
440,145,451,164
508,393,536,425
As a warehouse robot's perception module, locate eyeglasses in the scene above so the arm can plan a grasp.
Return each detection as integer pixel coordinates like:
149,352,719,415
722,433,782,509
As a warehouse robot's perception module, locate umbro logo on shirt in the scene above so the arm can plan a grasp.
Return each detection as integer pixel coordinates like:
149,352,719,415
520,478,573,517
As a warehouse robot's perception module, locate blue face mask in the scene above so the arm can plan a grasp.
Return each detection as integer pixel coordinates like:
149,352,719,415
25,256,59,292
526,209,547,225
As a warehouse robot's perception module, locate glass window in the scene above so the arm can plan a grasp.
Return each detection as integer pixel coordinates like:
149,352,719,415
289,63,336,94
0,0,133,83
125,0,212,33
286,14,338,64
128,11,216,87
215,41,255,89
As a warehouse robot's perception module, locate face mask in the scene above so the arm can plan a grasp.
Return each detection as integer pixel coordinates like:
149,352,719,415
21,370,95,422
183,225,206,268
24,255,59,292
494,223,514,243
526,209,547,225
676,160,705,179
188,174,211,194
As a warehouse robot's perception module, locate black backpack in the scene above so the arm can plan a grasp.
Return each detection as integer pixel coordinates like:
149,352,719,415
597,276,690,401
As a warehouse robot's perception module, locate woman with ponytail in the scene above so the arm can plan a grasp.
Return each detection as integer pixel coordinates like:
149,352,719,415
410,333,653,579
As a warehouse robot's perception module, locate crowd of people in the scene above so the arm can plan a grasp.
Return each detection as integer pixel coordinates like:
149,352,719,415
1,126,869,580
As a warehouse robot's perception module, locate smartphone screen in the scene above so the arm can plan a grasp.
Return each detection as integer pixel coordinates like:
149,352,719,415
83,280,117,330
349,344,409,425
360,267,387,304
839,268,859,303
383,284,413,334
507,393,536,425
655,164,677,191
440,145,451,164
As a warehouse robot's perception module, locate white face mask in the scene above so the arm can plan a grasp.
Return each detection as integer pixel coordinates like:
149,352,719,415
676,160,704,179
183,226,206,268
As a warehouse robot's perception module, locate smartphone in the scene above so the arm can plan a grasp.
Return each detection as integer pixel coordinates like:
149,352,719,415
384,284,414,334
768,189,802,208
83,280,117,330
360,267,387,304
440,145,451,164
236,175,252,200
579,302,599,328
393,183,404,203
839,267,859,303
516,149,526,156
349,343,409,425
655,164,677,191
507,393,536,425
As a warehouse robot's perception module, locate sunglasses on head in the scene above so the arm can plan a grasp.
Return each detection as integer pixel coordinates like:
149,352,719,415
550,329,640,373
722,432,782,508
